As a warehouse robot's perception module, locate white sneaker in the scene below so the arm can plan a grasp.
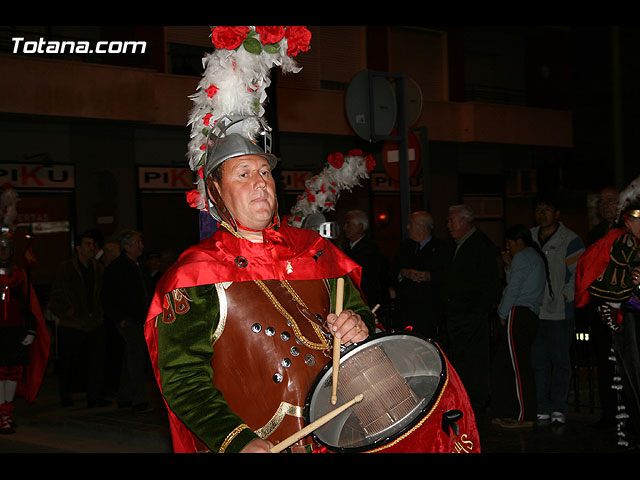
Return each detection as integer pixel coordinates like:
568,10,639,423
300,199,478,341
551,411,566,424
537,413,550,422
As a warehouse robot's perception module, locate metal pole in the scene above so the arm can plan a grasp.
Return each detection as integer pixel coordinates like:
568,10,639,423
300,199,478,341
366,70,410,239
395,75,410,239
415,126,430,212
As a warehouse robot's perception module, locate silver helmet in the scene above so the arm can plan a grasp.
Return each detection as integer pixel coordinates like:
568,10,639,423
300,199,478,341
204,132,278,180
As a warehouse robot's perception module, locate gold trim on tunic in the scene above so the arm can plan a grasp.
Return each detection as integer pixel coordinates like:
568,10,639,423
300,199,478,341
254,401,304,439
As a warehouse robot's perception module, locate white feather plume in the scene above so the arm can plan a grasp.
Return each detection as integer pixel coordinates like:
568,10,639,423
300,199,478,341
185,27,308,212
618,175,640,217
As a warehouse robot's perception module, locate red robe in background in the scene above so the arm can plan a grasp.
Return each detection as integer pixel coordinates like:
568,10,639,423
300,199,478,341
2,265,50,402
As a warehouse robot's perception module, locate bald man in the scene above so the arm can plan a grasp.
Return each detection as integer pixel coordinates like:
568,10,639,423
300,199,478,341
390,211,451,339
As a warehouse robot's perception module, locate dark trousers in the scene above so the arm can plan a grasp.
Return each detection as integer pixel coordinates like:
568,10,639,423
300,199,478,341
116,322,149,406
57,325,106,405
491,306,539,422
446,310,491,413
531,317,574,415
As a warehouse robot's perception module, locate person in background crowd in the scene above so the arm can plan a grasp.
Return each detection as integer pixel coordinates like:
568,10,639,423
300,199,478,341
443,204,500,415
587,186,621,246
341,209,382,308
103,230,153,413
390,211,450,340
530,197,584,426
101,242,121,267
583,186,621,430
0,229,48,433
491,225,548,428
49,231,108,408
576,180,640,448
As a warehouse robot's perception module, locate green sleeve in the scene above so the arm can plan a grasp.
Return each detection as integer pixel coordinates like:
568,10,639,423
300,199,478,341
327,275,376,334
155,284,259,453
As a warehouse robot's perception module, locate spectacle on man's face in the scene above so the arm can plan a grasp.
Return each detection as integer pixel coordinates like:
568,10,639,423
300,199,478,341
214,154,276,230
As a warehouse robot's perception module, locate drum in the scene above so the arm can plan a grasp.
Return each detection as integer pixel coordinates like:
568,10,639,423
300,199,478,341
305,332,480,453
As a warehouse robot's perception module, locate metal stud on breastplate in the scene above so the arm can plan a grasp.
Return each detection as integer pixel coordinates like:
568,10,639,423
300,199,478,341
251,323,262,333
265,327,276,336
281,358,291,368
304,354,315,366
290,346,300,356
273,372,283,383
280,331,290,341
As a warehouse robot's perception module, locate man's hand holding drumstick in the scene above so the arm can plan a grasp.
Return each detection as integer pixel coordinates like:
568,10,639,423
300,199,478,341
325,277,369,347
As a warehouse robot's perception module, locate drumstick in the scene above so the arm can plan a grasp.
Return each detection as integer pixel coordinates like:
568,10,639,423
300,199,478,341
331,277,345,405
371,303,380,314
270,393,364,453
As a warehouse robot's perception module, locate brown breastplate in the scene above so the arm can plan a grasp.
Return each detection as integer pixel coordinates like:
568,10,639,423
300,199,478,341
211,278,333,447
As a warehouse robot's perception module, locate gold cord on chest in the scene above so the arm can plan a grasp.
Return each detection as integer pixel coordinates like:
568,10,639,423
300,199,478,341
221,221,331,351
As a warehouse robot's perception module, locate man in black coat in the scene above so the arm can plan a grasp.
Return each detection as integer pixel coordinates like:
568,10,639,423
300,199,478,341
390,211,451,339
102,229,153,413
342,210,382,309
443,204,500,415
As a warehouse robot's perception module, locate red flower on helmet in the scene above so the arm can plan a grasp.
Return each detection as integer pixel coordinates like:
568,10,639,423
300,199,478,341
256,26,285,45
211,26,250,50
327,152,344,169
185,189,202,208
365,154,376,173
202,113,213,126
284,26,312,57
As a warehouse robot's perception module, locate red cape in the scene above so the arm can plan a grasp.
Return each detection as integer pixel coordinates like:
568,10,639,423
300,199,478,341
575,228,627,308
5,266,50,403
145,224,363,452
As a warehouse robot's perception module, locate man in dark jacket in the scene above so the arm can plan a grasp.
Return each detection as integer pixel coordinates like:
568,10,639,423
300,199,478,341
103,229,152,412
391,211,450,339
342,209,382,308
49,231,107,408
443,204,499,415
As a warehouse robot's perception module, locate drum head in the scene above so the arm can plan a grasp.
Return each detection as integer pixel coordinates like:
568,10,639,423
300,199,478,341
305,332,445,452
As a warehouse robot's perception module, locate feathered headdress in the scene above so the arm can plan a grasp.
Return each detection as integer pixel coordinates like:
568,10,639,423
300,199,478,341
287,150,376,228
0,183,18,235
185,26,312,212
617,175,640,220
